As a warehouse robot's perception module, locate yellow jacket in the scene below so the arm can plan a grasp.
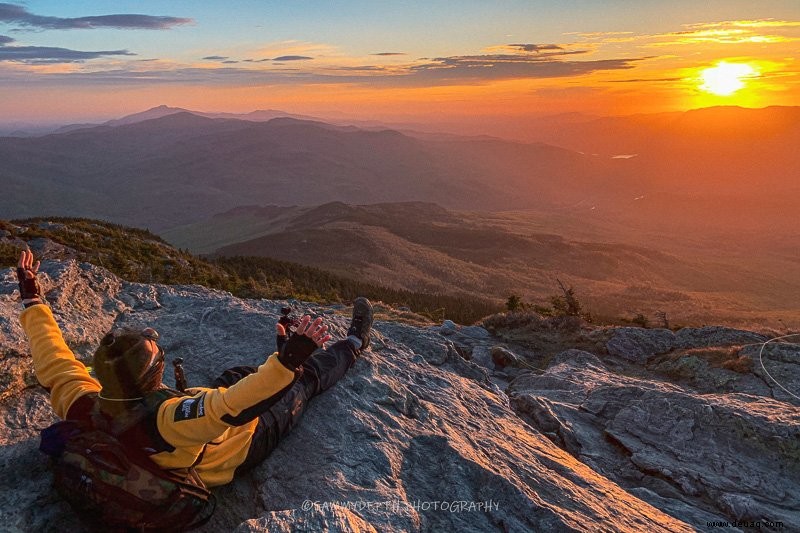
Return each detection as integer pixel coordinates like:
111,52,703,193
21,304,297,487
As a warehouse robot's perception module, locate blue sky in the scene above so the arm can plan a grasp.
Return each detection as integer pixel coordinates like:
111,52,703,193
14,1,800,59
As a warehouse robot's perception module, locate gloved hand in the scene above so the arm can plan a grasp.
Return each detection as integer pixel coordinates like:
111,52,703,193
16,250,43,304
277,315,331,370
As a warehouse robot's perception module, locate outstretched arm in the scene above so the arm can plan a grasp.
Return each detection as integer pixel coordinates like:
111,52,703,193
17,249,43,308
155,315,331,447
17,251,101,418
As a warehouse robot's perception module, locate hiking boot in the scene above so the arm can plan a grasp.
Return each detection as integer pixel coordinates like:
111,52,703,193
347,297,373,351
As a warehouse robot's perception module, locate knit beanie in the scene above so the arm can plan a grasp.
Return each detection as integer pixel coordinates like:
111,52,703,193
93,327,165,399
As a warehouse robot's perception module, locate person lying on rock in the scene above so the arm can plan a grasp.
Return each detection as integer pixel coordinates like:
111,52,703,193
16,249,373,487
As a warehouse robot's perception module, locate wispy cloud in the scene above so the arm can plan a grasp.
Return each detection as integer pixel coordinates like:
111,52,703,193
273,55,313,61
661,19,800,45
0,36,648,87
656,28,796,45
1,53,644,87
567,19,800,48
507,43,564,53
0,34,133,63
407,53,640,84
0,2,191,30
685,20,800,30
251,40,336,61
483,43,590,57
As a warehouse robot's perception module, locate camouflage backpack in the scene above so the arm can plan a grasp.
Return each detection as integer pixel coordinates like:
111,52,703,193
39,390,216,532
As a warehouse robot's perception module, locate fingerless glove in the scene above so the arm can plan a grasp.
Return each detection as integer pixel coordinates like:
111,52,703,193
277,334,318,371
17,267,43,301
276,334,288,351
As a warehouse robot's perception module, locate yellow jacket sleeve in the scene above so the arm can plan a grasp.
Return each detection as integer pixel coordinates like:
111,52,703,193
155,353,297,449
19,304,101,419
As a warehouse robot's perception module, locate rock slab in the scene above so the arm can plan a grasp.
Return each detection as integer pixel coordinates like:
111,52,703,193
0,261,691,532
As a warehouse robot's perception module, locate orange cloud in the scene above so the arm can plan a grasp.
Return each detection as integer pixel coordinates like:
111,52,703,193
566,19,800,48
646,19,800,46
652,30,796,46
685,20,800,29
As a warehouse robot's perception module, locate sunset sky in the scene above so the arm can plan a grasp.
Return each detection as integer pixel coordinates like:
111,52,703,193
1,1,798,127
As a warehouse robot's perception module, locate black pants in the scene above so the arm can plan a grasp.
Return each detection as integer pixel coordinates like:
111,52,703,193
212,339,358,474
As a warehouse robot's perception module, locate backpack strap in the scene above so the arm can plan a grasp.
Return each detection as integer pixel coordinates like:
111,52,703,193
94,387,188,453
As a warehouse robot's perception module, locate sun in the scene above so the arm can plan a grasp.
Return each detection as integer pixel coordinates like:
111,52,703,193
698,62,758,96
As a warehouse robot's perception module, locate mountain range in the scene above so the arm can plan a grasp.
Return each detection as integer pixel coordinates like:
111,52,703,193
2,105,798,233
0,110,629,230
163,201,800,328
0,105,320,137
2,104,798,327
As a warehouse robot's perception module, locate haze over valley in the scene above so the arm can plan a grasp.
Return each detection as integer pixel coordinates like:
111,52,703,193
1,104,797,328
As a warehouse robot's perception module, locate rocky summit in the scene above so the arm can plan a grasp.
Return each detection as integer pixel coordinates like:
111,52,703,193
0,258,798,532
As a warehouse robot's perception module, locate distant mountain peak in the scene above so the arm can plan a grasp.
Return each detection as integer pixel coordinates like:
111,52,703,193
106,106,323,126
126,110,220,128
105,105,190,127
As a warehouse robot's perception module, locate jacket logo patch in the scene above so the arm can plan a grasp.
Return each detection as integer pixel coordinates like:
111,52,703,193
174,394,206,422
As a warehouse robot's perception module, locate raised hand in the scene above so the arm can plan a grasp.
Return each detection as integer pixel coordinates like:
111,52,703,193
293,315,331,347
277,315,331,370
16,250,43,303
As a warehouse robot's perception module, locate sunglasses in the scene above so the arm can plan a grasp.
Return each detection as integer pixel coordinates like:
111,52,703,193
100,327,165,371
